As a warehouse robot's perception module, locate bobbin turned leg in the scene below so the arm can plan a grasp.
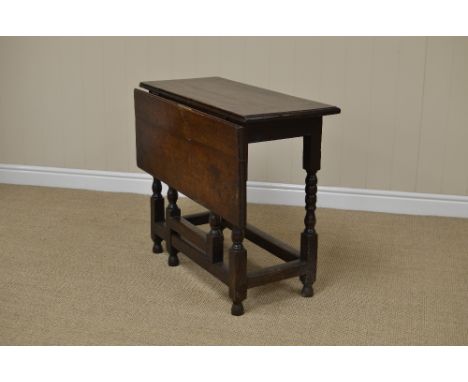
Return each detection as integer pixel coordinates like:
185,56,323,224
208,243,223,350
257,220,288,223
229,227,247,316
300,127,322,297
151,178,165,254
300,171,318,297
166,187,181,267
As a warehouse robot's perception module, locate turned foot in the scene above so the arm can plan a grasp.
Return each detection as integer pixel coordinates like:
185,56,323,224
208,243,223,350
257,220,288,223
152,239,163,254
301,284,314,297
168,251,179,267
231,302,244,316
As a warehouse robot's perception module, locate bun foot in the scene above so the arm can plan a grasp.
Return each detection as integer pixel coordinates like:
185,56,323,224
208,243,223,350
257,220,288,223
231,302,244,316
152,241,163,254
301,285,314,297
168,253,179,267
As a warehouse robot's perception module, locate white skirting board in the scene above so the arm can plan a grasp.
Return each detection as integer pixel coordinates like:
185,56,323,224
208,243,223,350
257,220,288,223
1,164,468,218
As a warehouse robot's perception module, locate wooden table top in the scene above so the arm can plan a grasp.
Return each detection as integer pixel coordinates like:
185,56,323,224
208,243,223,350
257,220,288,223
140,77,340,124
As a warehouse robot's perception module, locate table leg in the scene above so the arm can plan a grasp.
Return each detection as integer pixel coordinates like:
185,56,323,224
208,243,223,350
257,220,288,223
207,213,224,263
229,227,247,316
300,171,318,297
166,186,181,267
151,178,164,254
300,129,321,297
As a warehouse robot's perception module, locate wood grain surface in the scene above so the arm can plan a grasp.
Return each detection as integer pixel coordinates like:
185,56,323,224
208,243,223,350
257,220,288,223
134,89,247,226
140,76,340,124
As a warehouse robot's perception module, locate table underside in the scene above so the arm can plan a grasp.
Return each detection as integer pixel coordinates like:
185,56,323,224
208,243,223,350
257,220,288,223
152,210,308,289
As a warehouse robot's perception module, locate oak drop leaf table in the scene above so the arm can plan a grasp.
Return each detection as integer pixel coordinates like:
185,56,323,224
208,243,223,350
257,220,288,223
134,77,340,316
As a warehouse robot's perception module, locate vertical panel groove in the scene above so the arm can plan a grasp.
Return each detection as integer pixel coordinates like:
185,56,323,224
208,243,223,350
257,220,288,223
439,40,456,194
414,37,429,192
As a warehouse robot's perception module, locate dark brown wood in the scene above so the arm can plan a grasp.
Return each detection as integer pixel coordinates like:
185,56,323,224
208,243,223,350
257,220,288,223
303,123,323,171
152,221,169,242
172,235,229,285
166,187,181,267
151,178,164,254
134,77,340,315
135,89,247,227
222,220,299,262
245,116,323,143
207,213,224,263
247,260,306,289
229,228,247,316
300,127,322,297
140,77,340,124
166,216,207,251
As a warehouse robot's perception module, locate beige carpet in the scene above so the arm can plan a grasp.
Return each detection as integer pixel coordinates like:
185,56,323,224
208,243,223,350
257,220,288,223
0,184,467,345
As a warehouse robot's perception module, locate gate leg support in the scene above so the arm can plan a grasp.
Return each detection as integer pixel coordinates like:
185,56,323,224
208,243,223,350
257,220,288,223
229,228,247,316
151,179,164,254
166,187,181,267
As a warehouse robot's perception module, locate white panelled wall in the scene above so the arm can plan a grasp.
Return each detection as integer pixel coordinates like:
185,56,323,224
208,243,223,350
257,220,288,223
1,37,468,216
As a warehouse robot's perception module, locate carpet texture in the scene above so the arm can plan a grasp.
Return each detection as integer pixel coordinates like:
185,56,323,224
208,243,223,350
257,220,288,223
0,184,467,345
